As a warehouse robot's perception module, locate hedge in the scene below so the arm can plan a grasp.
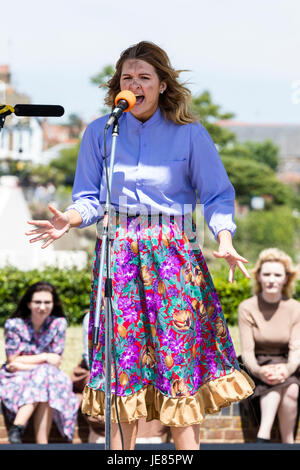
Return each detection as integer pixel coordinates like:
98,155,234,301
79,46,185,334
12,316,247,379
0,266,92,327
1,266,299,327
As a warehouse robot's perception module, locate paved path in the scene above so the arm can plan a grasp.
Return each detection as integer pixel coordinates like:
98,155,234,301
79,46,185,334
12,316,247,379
0,176,87,270
0,176,54,270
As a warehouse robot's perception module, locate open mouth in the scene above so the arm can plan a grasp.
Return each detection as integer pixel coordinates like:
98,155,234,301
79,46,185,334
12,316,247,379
135,95,144,105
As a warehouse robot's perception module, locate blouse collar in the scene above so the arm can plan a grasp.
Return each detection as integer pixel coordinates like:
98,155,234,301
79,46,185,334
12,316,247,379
125,106,163,129
25,315,53,334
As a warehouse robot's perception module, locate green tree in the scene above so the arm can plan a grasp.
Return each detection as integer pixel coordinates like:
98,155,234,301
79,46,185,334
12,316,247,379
90,65,115,87
191,90,236,149
50,141,81,186
244,140,280,171
90,65,115,114
222,139,280,171
234,206,298,262
221,156,293,206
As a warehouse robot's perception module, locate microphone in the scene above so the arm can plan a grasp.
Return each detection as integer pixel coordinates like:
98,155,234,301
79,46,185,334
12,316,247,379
105,90,136,129
14,104,64,117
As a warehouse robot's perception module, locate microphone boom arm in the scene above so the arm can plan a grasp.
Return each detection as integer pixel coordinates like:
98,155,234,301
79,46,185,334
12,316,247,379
0,104,64,132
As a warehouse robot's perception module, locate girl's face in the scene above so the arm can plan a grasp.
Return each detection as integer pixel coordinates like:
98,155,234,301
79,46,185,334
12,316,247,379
120,59,166,122
258,261,287,296
28,290,54,326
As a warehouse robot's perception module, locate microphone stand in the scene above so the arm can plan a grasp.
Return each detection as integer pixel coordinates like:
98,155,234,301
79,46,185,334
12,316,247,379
92,119,119,451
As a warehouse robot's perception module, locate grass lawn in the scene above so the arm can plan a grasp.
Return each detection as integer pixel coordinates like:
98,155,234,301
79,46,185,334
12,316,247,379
0,325,241,378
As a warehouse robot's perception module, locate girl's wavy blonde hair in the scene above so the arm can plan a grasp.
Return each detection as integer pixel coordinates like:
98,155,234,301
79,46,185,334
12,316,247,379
104,41,197,125
252,247,298,298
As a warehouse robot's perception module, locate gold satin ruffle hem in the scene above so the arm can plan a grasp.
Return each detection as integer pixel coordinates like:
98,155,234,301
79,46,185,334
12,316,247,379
81,369,255,427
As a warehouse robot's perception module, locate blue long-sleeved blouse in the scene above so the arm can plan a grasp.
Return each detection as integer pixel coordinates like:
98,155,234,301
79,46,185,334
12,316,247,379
67,107,236,241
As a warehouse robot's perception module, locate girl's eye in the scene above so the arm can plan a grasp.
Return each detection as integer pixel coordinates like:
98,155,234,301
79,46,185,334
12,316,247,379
122,77,149,80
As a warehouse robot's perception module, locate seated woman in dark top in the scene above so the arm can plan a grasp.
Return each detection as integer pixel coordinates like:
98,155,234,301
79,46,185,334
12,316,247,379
238,248,300,443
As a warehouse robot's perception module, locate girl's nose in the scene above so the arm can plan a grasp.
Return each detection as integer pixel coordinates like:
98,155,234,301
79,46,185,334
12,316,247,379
129,78,141,89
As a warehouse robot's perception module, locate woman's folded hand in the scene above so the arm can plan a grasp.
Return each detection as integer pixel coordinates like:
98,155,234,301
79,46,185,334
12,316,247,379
6,362,38,372
259,364,288,385
44,353,62,367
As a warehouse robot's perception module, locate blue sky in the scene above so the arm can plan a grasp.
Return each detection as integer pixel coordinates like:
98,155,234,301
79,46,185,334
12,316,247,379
1,0,300,124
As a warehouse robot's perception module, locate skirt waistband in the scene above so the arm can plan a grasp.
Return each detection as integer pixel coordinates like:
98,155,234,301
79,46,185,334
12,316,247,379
96,211,196,240
116,212,184,224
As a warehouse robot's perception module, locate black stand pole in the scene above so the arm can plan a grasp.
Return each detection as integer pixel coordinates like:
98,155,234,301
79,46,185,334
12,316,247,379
92,120,119,450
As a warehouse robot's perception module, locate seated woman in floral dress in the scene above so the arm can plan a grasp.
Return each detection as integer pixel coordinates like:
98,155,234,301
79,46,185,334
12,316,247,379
0,281,79,444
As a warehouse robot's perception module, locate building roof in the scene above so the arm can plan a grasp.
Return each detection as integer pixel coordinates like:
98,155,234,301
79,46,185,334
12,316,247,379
0,65,10,74
217,120,300,157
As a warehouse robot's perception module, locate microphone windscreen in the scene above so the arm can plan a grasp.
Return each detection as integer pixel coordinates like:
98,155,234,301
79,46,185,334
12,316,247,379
14,104,65,117
114,91,136,111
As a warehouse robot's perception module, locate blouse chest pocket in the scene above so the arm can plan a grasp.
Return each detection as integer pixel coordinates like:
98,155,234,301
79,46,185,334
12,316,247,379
144,158,188,195
161,156,187,162
160,157,188,180
163,157,186,160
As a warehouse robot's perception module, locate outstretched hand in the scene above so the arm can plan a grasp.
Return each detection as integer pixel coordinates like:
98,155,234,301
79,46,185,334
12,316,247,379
212,244,250,283
25,204,70,249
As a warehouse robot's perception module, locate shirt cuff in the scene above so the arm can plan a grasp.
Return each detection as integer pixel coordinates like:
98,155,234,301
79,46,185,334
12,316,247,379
214,224,237,242
66,202,104,228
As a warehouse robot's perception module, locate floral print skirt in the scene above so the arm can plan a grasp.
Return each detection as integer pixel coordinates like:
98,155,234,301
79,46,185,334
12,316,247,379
82,214,254,426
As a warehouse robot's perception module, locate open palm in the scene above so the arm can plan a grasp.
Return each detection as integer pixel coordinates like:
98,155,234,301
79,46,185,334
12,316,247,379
25,204,70,249
212,246,251,283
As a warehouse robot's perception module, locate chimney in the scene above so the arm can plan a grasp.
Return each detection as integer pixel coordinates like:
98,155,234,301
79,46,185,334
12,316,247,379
0,65,11,84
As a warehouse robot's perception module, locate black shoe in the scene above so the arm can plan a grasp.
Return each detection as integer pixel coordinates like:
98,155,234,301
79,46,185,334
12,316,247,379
8,424,25,444
255,437,271,443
